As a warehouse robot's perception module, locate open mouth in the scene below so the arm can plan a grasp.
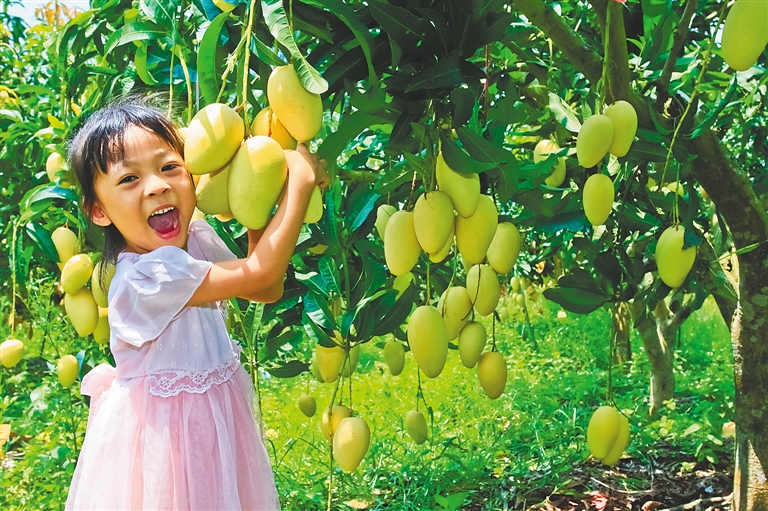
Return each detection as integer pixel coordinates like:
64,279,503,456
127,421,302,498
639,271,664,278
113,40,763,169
148,206,181,237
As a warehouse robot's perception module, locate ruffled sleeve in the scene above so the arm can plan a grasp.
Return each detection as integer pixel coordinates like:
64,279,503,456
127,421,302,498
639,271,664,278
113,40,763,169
187,220,238,263
109,246,212,347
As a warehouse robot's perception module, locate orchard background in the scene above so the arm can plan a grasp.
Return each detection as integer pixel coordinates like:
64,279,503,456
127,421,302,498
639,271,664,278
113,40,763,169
1,0,766,509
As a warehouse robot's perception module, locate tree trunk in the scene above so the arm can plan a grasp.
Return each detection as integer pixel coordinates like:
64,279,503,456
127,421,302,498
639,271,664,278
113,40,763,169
633,301,675,415
611,301,631,364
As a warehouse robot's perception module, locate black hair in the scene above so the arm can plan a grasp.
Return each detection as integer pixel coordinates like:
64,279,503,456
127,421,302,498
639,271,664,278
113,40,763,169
67,95,185,289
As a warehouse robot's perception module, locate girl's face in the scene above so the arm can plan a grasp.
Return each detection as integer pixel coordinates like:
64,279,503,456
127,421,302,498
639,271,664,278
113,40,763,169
91,125,196,254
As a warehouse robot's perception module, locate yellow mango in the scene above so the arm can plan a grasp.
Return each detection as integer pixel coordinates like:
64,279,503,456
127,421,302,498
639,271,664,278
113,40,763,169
466,264,500,317
405,409,428,444
267,65,323,142
583,174,614,226
600,413,630,466
65,288,99,337
91,259,116,308
308,244,328,255
587,405,620,460
458,321,487,368
429,218,455,263
655,226,696,288
215,211,234,222
477,351,507,399
228,136,288,229
384,210,420,276
184,103,245,175
436,152,480,218
315,344,345,383
486,222,521,275
93,307,110,345
407,305,449,378
393,272,414,298
0,339,25,368
383,339,405,375
304,186,323,224
212,0,236,11
721,0,768,71
61,254,93,295
510,276,520,293
333,417,370,472
340,344,360,378
533,139,566,187
438,286,473,341
57,354,79,388
196,164,231,215
413,191,454,253
320,404,352,441
46,152,66,182
375,204,397,239
311,352,325,382
298,394,316,417
604,101,637,157
51,226,78,270
250,107,297,150
455,194,498,265
576,115,614,168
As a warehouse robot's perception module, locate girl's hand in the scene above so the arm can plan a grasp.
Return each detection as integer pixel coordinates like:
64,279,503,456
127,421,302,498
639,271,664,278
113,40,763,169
290,144,330,189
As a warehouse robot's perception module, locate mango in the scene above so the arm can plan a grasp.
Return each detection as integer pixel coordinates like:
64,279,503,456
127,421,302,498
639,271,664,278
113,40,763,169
65,288,99,337
340,344,360,378
250,107,297,150
228,136,288,229
477,351,507,399
298,394,317,417
486,222,521,275
383,339,405,375
212,0,236,12
655,225,696,288
438,286,473,341
466,264,500,317
57,354,79,388
515,293,524,307
375,204,397,239
458,321,487,368
405,409,428,444
333,417,370,471
429,218,454,263
308,244,328,255
393,272,414,299
311,352,325,382
184,103,245,175
413,191,454,253
196,164,231,215
384,210,421,276
320,404,352,441
0,339,25,368
407,305,448,378
587,406,621,460
215,211,234,222
583,173,614,226
533,139,566,187
267,65,323,142
46,152,66,182
436,152,480,218
315,344,345,383
51,226,78,270
61,254,93,295
604,101,637,157
600,413,630,466
455,195,498,265
91,259,116,308
304,186,323,224
721,0,768,71
576,115,614,168
510,276,520,293
93,307,110,344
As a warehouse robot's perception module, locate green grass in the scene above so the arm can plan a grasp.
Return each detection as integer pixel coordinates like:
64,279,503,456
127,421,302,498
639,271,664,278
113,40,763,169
1,282,734,511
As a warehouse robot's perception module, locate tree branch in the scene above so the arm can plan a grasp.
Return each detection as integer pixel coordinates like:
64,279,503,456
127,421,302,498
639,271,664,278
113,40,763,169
656,0,698,108
604,0,630,102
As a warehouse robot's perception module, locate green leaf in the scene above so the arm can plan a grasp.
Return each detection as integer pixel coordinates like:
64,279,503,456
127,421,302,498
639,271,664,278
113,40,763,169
348,189,380,233
105,21,164,54
687,77,739,140
369,0,436,56
135,43,160,86
548,93,581,132
457,126,513,164
26,223,59,263
439,133,498,174
259,329,301,363
207,218,246,257
543,287,610,314
197,11,230,104
296,271,330,299
318,111,383,163
371,284,417,336
265,360,309,378
252,35,286,67
139,0,179,39
451,87,475,127
405,54,465,93
304,292,336,330
319,256,342,296
262,0,328,94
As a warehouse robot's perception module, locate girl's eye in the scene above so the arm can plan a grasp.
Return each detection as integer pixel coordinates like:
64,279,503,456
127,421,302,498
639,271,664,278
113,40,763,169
119,175,137,184
162,163,180,172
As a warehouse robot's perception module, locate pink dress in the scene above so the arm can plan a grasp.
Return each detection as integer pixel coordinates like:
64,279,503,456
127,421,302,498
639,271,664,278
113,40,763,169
65,220,281,511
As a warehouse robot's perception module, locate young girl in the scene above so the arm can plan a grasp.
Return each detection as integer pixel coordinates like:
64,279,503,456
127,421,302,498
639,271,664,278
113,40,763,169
64,99,327,510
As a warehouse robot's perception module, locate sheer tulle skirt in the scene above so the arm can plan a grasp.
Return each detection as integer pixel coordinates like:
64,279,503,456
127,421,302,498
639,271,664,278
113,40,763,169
65,365,280,511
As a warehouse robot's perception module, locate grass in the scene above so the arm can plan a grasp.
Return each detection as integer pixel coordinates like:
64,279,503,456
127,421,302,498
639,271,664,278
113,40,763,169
1,280,734,510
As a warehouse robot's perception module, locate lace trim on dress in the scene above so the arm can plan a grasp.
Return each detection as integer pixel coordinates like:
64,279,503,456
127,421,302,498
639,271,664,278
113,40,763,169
148,354,241,398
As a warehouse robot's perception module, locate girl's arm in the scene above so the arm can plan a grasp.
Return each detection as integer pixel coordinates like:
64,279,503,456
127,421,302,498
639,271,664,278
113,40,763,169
187,146,326,306
235,228,284,303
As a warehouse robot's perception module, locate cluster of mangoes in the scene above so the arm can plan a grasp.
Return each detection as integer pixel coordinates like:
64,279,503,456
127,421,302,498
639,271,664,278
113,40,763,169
188,65,323,226
586,405,631,466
